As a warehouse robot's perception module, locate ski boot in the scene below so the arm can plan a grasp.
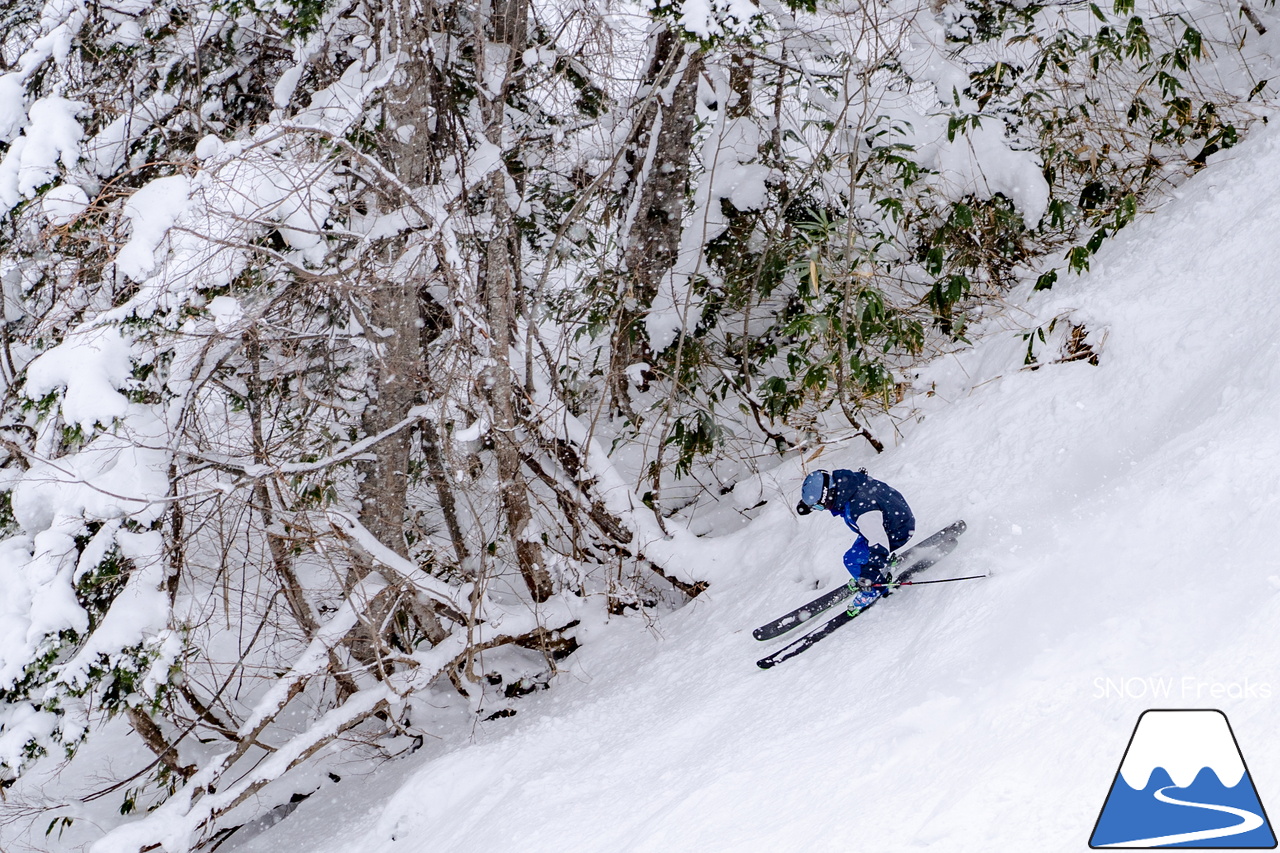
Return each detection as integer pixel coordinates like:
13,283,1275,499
845,577,881,613
845,554,900,613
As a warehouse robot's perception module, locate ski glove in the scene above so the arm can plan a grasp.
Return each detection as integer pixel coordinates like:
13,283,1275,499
796,500,812,516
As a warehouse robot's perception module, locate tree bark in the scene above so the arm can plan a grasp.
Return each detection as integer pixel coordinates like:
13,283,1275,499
612,30,704,416
475,0,554,602
346,0,451,662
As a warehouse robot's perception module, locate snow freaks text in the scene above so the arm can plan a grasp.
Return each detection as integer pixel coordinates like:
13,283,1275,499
1092,678,1273,701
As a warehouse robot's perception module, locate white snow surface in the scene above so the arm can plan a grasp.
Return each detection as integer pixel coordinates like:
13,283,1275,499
0,96,84,210
40,182,89,225
24,324,134,429
221,118,1280,853
0,73,28,142
115,175,192,282
1118,710,1245,790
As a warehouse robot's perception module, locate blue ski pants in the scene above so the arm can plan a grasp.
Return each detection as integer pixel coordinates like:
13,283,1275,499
843,534,890,583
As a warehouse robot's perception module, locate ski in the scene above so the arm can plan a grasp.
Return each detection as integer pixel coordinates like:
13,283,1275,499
755,520,969,670
751,520,966,642
756,607,862,669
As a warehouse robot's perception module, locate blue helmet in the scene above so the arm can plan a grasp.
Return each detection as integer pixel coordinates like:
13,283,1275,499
801,470,830,510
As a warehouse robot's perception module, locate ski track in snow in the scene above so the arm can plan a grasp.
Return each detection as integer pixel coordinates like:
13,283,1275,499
220,123,1280,853
1099,785,1264,847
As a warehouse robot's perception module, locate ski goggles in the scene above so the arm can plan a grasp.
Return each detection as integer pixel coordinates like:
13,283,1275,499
800,470,830,510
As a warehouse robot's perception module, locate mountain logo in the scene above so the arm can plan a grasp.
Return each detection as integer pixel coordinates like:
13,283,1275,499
1090,709,1276,848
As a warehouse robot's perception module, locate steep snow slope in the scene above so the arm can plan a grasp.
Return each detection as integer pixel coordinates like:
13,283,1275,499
233,125,1280,853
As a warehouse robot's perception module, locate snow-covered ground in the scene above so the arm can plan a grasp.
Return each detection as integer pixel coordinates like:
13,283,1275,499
0,103,1203,853
215,120,1280,853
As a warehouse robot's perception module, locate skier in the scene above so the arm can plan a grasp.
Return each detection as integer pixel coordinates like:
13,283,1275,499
797,468,915,608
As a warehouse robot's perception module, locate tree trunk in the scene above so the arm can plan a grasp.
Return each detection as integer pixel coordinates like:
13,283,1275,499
612,30,704,416
346,1,452,662
475,0,554,602
481,195,553,602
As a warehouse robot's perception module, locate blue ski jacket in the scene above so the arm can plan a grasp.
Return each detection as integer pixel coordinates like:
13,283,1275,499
825,469,915,579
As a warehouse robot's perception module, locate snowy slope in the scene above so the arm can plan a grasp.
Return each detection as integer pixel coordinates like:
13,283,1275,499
228,125,1280,853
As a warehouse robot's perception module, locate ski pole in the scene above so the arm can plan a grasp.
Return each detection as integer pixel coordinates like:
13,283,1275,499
873,574,987,588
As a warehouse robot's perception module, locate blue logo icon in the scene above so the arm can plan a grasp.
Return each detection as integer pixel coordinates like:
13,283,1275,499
1090,709,1276,848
